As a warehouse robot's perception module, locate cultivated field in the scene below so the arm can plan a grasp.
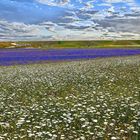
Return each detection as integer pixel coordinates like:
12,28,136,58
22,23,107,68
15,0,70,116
0,40,140,49
0,56,140,139
1,48,140,66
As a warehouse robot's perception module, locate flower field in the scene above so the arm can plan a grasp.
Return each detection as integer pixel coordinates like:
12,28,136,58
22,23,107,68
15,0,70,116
0,56,140,139
1,48,140,66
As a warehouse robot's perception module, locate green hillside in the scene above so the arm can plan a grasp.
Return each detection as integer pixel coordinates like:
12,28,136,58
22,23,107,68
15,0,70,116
0,40,140,49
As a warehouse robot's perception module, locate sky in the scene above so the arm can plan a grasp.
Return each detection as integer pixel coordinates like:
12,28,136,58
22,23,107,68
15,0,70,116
0,0,140,40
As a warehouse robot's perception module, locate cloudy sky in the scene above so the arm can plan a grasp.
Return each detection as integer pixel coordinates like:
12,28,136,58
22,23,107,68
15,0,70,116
0,0,140,40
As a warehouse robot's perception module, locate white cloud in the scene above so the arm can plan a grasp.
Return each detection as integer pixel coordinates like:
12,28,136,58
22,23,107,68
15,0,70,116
104,0,134,3
108,6,115,13
0,20,55,40
36,0,70,7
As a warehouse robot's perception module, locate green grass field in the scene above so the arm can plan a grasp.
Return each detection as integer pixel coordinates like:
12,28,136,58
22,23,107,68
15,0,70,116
0,56,139,139
1,40,140,49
